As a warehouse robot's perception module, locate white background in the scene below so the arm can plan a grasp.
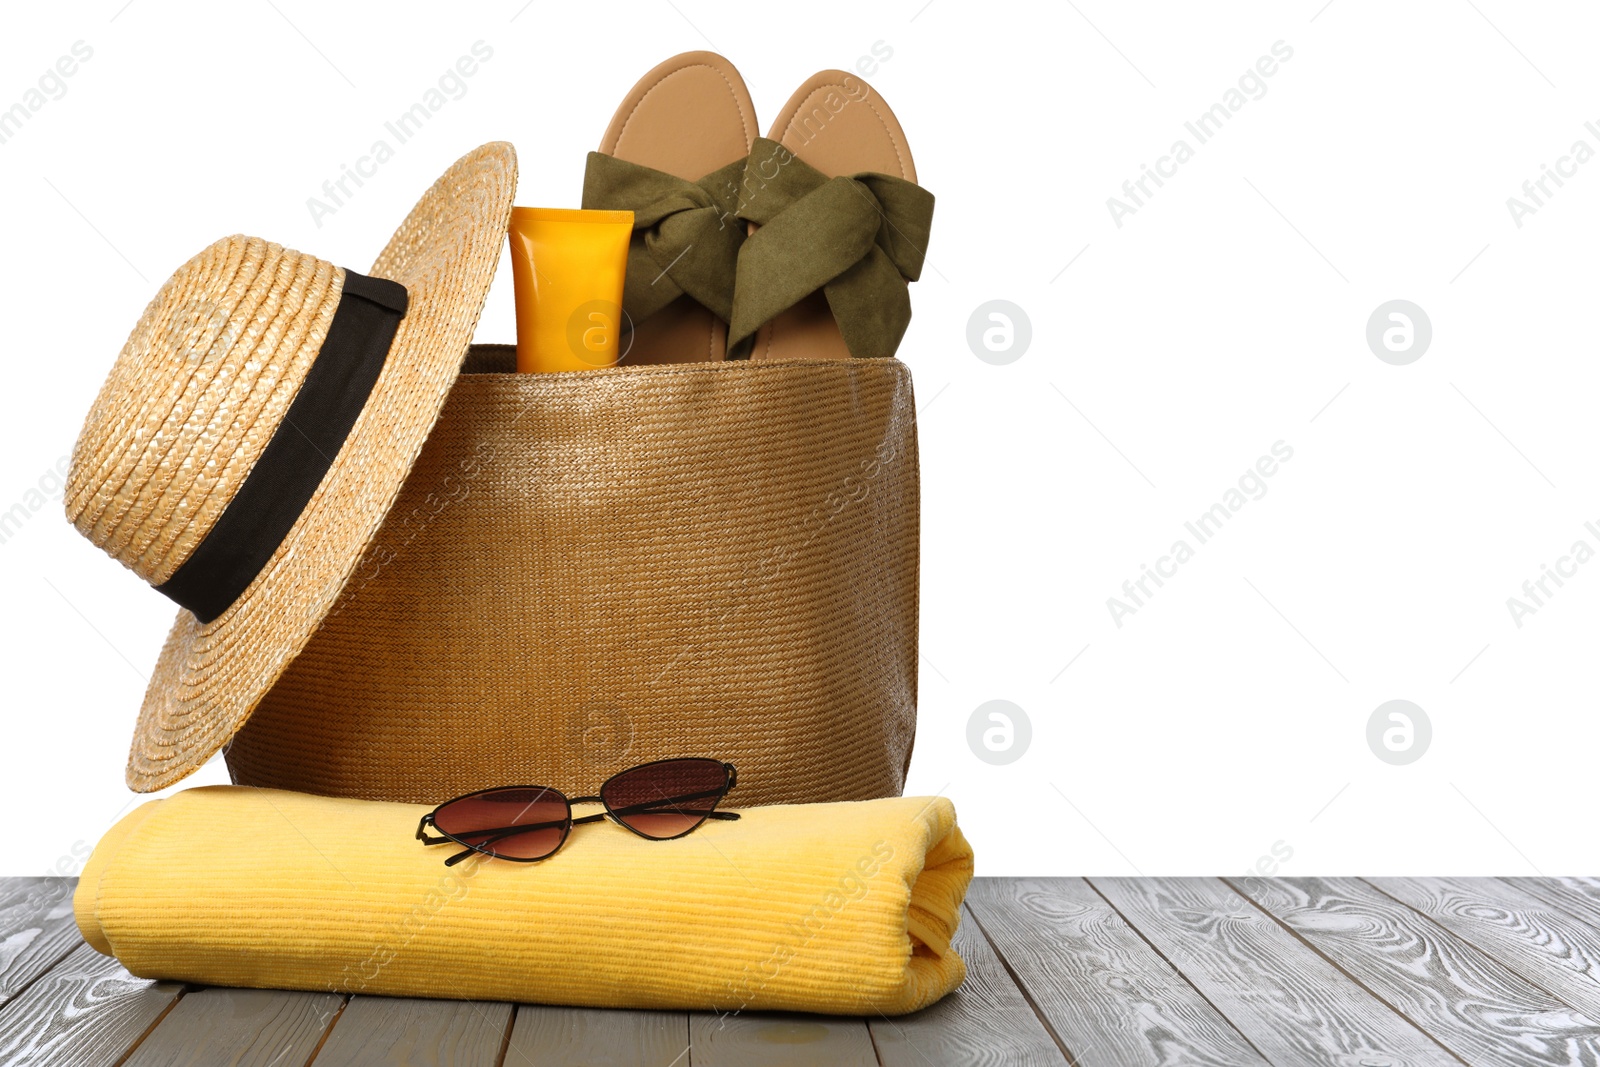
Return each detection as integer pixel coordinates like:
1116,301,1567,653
3,0,1597,878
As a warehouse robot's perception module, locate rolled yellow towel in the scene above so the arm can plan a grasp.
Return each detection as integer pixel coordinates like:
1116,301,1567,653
74,786,972,1015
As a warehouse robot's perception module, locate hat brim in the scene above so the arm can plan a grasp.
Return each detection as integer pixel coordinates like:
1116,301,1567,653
126,142,518,791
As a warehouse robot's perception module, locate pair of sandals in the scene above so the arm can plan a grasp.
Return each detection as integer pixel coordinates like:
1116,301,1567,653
582,51,933,365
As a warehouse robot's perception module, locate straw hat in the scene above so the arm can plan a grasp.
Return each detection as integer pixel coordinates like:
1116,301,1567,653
65,142,517,792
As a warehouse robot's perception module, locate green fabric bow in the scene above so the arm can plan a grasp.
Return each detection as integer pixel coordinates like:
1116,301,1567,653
728,137,934,359
582,152,748,326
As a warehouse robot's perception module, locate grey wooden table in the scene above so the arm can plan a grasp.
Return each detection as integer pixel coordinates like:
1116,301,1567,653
6,876,1600,1065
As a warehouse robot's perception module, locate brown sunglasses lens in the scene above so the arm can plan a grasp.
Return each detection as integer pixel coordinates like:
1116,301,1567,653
601,759,730,839
433,786,570,860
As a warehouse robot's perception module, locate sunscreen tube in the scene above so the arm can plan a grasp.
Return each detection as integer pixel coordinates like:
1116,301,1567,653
507,207,634,373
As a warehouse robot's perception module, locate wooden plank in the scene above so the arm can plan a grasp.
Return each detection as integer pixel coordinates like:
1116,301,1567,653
121,986,343,1067
0,878,84,1005
1090,877,1460,1065
1510,878,1600,935
967,877,1267,1067
0,941,182,1066
310,995,511,1066
688,1011,876,1067
1371,877,1600,1020
868,902,1067,1066
504,1005,688,1067
1232,876,1600,1066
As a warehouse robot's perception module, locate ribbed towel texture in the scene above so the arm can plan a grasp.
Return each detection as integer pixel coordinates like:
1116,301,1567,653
74,786,972,1015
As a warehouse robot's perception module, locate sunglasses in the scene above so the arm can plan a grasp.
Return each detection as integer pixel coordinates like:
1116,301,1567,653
415,758,740,866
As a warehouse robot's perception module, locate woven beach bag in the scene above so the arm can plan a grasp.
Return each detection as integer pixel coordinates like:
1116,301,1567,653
224,346,919,807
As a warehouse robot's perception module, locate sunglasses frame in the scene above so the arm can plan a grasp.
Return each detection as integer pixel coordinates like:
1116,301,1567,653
415,758,740,866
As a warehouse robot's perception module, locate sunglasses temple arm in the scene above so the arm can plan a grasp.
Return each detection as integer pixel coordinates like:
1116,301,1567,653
416,814,452,845
440,822,567,865
424,818,569,843
421,820,571,870
606,785,730,818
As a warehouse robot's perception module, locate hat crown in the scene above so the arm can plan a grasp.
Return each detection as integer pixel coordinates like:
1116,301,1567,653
66,235,344,585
